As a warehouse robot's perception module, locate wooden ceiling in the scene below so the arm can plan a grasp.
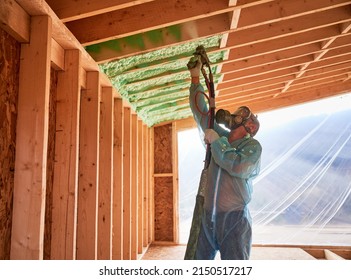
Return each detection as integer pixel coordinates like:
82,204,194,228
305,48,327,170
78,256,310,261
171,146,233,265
43,1,351,125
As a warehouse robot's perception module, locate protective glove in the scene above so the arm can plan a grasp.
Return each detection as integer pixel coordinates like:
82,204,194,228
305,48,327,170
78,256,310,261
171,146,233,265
187,55,202,78
204,129,219,144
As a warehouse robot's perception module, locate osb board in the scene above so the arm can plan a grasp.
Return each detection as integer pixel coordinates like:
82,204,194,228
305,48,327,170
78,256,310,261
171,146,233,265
154,176,173,242
0,28,20,259
153,124,172,174
43,69,58,259
141,245,317,260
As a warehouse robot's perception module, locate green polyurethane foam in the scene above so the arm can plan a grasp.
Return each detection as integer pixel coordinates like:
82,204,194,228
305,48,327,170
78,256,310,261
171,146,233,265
98,35,227,126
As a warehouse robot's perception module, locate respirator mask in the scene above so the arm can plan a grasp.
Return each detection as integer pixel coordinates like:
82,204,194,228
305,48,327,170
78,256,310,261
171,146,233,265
215,106,259,136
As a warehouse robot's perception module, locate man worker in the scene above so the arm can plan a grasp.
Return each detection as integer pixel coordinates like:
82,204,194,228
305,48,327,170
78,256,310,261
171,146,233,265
187,56,262,260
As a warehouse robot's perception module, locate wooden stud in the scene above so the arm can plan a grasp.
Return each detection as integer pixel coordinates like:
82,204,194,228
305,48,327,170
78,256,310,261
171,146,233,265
11,15,52,260
112,98,124,260
123,107,132,260
143,125,149,247
137,120,144,254
51,49,81,260
77,71,100,260
172,123,179,244
98,87,114,260
149,127,155,243
131,114,138,260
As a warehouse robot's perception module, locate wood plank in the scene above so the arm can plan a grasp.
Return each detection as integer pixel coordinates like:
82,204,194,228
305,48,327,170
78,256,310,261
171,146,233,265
131,114,138,260
46,0,156,22
16,0,126,97
0,0,30,42
50,49,81,260
84,0,351,62
237,0,351,29
324,249,345,260
245,80,351,113
89,13,230,63
77,71,100,260
98,87,114,260
137,120,144,254
50,38,65,70
227,25,343,62
149,127,154,243
10,15,51,260
123,107,132,260
172,122,179,244
175,117,197,131
217,56,351,99
112,98,124,260
227,6,351,48
143,125,149,247
65,0,272,45
222,42,348,74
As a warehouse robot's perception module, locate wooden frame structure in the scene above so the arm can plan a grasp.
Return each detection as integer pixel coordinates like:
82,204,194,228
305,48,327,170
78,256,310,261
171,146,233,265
1,0,350,260
0,1,156,260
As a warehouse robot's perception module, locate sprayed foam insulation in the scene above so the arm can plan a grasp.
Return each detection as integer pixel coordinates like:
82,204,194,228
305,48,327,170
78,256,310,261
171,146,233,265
97,35,227,126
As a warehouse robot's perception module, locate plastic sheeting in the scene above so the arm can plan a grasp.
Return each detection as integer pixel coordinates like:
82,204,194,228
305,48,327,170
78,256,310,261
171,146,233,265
179,97,351,246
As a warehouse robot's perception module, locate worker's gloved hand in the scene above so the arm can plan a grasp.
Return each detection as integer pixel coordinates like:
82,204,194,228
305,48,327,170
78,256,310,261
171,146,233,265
204,129,219,144
187,55,202,78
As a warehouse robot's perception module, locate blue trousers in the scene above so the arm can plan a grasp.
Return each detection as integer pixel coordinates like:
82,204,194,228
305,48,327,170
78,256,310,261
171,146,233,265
194,210,252,260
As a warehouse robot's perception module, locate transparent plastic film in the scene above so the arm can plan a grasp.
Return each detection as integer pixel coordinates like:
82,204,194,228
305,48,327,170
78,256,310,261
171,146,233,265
251,110,351,246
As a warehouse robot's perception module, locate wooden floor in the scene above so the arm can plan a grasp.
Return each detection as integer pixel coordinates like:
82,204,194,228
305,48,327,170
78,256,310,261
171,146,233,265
141,244,317,260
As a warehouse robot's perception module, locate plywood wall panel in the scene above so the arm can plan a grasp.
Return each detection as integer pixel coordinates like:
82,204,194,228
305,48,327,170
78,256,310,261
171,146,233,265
154,176,173,242
44,68,58,260
154,125,172,174
0,28,20,260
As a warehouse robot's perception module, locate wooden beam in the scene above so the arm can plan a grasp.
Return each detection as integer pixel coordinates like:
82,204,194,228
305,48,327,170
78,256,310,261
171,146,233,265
50,38,65,70
237,0,351,29
227,25,343,62
66,0,272,45
219,51,351,92
131,114,138,260
98,86,114,260
324,249,345,260
247,80,351,114
51,49,81,260
112,98,124,260
46,0,157,22
226,7,351,49
10,15,51,260
84,0,351,62
89,13,230,63
175,117,197,131
16,0,124,97
123,107,132,260
76,71,100,260
0,0,30,42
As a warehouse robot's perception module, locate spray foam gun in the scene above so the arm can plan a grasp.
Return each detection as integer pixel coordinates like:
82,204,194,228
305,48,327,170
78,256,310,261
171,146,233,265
187,45,215,169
